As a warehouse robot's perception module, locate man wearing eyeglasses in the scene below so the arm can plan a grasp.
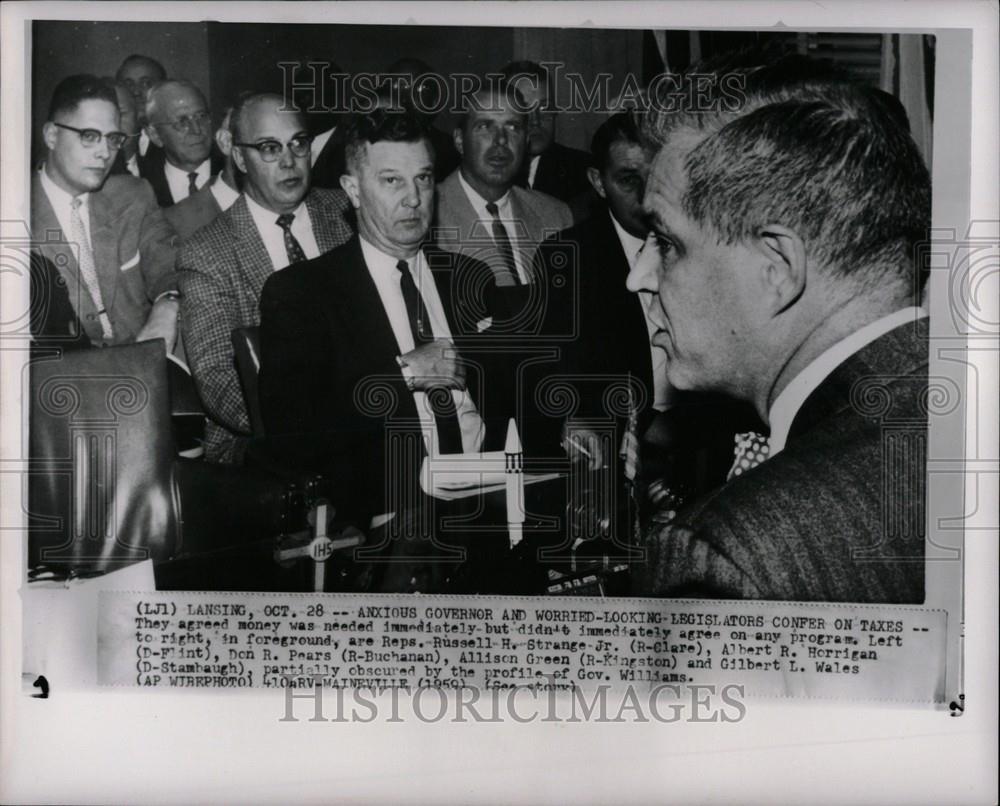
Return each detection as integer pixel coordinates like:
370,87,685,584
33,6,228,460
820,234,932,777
30,74,180,349
177,91,354,465
143,80,224,207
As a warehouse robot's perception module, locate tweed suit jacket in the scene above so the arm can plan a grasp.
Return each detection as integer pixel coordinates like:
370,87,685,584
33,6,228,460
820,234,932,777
635,319,929,604
30,171,178,347
433,169,572,286
164,180,223,243
177,188,354,464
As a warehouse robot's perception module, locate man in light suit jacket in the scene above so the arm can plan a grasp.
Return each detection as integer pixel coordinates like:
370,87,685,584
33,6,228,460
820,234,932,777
433,83,572,289
178,92,353,465
31,74,179,350
628,57,932,604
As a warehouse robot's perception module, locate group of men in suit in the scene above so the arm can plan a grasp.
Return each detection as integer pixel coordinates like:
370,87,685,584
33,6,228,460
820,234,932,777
29,49,931,603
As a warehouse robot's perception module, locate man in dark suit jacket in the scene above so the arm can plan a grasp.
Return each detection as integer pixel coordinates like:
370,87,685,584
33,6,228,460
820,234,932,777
141,80,223,207
178,92,353,465
164,108,241,242
628,59,932,603
259,109,505,524
31,75,179,350
502,61,592,219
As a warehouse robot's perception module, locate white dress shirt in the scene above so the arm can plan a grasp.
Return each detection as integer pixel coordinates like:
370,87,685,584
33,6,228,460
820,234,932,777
39,166,93,249
310,126,336,167
609,212,672,412
456,170,529,283
139,130,151,157
243,194,320,269
124,154,140,177
767,306,929,456
527,154,541,188
360,238,485,456
163,158,212,203
209,175,240,212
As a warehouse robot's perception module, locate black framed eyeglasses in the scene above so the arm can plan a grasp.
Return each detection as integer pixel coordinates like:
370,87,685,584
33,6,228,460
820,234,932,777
52,122,127,150
155,110,212,135
234,135,313,162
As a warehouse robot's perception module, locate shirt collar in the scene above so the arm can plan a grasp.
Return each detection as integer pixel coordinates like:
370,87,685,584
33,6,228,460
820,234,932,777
359,236,422,279
39,164,88,209
243,192,308,235
210,174,240,212
768,306,929,454
163,157,211,184
457,169,511,217
608,210,646,268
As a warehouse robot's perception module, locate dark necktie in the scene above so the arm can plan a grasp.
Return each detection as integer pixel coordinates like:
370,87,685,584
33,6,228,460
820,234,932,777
396,259,464,454
187,171,199,197
276,213,308,266
485,201,523,285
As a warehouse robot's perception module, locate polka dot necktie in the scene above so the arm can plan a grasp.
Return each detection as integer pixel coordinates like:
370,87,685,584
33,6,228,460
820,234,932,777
727,431,770,481
276,213,307,266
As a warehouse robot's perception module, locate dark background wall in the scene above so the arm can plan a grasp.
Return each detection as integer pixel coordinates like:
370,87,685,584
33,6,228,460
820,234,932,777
31,20,643,161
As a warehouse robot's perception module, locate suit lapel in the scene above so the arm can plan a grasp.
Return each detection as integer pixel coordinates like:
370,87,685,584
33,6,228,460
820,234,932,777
508,189,543,281
86,190,121,316
32,174,100,342
229,197,275,296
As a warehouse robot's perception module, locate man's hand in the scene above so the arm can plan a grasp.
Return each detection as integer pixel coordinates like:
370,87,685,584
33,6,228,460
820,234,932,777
561,421,609,471
136,295,179,353
400,338,466,391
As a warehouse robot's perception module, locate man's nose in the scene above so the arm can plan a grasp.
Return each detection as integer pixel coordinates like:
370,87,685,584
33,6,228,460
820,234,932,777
492,126,508,145
626,234,660,293
93,136,112,161
401,179,421,207
277,143,296,168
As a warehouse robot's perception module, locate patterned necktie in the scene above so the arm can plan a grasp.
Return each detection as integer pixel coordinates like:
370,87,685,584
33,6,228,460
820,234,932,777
69,197,113,340
727,431,771,481
485,201,522,286
187,171,199,197
396,259,463,454
276,214,307,266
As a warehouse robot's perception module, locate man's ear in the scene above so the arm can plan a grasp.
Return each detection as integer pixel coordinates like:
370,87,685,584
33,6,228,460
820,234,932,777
215,127,232,158
339,172,361,208
452,127,464,157
756,224,807,314
231,144,247,175
586,167,606,200
42,122,58,151
145,123,164,149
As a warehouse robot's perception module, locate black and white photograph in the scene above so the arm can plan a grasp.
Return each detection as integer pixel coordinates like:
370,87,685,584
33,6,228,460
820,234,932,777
1,2,996,804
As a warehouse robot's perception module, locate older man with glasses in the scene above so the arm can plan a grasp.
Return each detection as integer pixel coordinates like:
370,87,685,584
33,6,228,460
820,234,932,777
30,73,180,349
142,79,224,207
177,91,354,465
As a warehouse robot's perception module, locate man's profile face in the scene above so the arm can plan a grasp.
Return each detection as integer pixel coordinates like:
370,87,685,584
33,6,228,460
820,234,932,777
511,76,554,157
43,98,119,196
591,139,650,239
118,59,163,121
455,95,527,195
147,84,212,169
343,139,434,258
233,97,311,214
628,139,759,394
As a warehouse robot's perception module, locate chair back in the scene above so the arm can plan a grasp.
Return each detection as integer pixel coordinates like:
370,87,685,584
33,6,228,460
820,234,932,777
28,339,179,575
231,326,265,437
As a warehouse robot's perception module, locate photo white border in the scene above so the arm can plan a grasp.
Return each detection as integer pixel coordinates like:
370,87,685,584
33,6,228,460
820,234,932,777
1,2,996,803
